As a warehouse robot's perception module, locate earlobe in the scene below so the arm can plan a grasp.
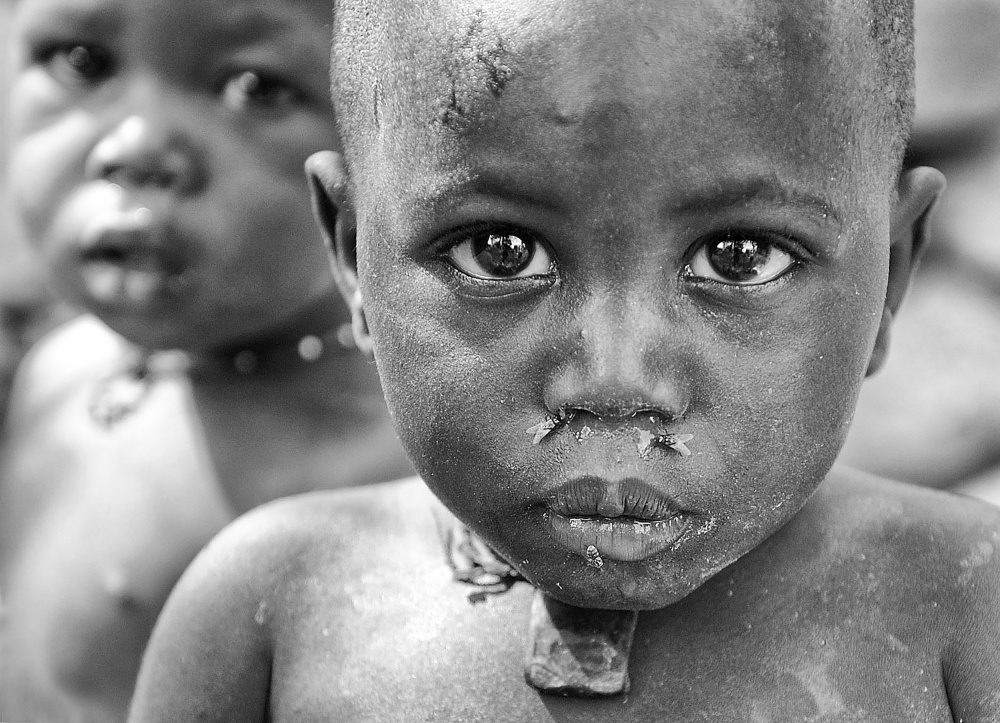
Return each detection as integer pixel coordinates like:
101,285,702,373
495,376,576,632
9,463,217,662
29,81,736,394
348,289,374,357
305,150,374,358
867,166,946,376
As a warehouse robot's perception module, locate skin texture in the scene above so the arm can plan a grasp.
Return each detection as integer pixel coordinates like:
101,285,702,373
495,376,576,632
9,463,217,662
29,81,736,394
130,475,1000,722
0,0,411,719
329,0,926,610
128,0,1000,720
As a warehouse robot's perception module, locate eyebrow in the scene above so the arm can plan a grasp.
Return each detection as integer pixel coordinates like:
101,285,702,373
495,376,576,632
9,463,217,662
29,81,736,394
669,176,841,226
17,0,124,37
411,169,570,219
209,5,319,45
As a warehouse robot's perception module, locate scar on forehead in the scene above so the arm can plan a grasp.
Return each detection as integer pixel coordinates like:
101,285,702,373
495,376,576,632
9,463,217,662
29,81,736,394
436,10,514,128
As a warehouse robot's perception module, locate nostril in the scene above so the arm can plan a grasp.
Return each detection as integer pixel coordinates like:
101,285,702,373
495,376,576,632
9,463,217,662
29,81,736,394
97,153,199,192
551,401,683,424
86,115,202,192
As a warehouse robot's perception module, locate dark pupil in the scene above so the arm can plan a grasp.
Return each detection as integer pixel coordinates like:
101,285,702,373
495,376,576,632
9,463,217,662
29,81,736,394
707,238,768,282
67,46,109,78
472,233,532,277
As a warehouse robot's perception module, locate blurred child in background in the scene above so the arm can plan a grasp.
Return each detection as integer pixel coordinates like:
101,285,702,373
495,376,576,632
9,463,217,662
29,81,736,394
0,0,411,719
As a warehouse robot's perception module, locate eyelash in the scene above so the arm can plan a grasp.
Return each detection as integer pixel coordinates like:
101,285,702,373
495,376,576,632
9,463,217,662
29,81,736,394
219,69,305,113
36,41,116,86
438,224,556,294
29,40,306,114
435,222,807,301
682,230,805,288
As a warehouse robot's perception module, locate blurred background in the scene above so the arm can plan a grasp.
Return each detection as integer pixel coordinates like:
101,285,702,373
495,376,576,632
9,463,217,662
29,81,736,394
0,2,68,422
838,0,1000,503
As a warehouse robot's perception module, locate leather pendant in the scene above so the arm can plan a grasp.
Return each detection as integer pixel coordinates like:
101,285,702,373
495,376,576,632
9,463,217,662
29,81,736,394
525,589,638,696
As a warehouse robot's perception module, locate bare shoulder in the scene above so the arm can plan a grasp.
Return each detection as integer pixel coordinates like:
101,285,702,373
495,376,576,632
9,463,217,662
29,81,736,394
817,466,1000,564
6,314,125,415
200,475,440,570
0,316,126,553
0,314,207,555
811,468,1000,717
130,478,443,722
805,467,1000,597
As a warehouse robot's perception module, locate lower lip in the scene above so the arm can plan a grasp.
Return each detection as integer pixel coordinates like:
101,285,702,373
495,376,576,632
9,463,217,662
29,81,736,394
546,512,692,562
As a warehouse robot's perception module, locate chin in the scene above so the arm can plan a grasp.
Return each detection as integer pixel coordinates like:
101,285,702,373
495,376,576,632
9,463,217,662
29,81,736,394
523,562,706,611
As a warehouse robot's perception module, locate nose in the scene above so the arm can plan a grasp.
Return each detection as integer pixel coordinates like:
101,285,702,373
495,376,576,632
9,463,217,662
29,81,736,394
85,87,204,192
543,291,691,422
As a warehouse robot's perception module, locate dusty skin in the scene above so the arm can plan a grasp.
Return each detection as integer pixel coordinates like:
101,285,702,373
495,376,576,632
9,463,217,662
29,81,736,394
129,0,1000,718
129,474,1000,721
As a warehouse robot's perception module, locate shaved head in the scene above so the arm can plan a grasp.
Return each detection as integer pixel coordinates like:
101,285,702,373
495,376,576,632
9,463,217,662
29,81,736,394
331,0,915,188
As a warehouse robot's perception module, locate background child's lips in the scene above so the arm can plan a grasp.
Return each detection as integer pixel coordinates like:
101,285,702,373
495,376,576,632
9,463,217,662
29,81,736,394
73,194,190,307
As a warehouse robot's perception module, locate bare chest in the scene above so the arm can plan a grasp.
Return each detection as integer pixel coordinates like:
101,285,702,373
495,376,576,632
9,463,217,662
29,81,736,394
265,576,954,723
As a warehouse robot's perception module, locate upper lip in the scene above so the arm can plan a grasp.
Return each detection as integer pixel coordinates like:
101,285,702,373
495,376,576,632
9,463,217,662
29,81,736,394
546,476,686,521
77,205,187,272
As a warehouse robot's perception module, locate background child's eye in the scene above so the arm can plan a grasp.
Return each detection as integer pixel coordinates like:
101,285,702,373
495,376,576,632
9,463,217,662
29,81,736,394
686,234,796,286
222,70,301,112
446,231,553,280
43,43,115,86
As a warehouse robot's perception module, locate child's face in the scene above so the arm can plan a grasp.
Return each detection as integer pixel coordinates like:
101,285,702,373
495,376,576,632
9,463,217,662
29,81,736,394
7,0,339,351
324,1,942,609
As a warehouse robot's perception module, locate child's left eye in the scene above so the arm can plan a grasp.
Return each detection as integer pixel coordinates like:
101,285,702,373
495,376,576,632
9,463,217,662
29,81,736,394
446,230,553,280
685,234,796,286
222,70,301,112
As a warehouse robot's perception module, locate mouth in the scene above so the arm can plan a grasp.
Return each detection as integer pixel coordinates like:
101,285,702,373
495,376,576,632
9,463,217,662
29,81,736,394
77,206,187,306
544,477,697,562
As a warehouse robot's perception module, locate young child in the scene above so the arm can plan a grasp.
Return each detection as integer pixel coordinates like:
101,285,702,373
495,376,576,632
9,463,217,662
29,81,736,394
0,0,411,719
129,0,1000,719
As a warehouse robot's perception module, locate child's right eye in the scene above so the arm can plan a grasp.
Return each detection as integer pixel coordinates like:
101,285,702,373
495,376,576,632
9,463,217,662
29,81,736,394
40,43,115,86
684,232,798,287
445,229,554,281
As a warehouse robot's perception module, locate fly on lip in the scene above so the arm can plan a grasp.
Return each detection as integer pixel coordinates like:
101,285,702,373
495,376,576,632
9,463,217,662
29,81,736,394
585,545,604,569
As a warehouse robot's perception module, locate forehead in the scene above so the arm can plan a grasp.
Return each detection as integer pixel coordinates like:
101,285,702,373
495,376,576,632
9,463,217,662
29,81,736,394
12,0,332,39
345,0,887,218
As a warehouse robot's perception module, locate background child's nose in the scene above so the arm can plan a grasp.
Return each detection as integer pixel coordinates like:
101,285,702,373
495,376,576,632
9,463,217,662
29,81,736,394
542,292,691,421
84,112,203,192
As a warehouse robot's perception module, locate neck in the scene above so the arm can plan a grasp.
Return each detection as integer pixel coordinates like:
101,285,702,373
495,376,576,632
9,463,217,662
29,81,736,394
186,290,358,381
89,293,378,427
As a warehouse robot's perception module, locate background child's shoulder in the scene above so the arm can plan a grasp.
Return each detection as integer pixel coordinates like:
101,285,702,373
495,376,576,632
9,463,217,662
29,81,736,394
7,314,125,416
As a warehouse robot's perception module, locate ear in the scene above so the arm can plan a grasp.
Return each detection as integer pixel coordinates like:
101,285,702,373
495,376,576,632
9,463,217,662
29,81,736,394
866,166,946,376
306,150,373,357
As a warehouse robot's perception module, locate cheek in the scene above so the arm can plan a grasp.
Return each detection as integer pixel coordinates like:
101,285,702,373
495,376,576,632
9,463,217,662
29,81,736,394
361,263,529,491
694,263,885,506
7,114,92,239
